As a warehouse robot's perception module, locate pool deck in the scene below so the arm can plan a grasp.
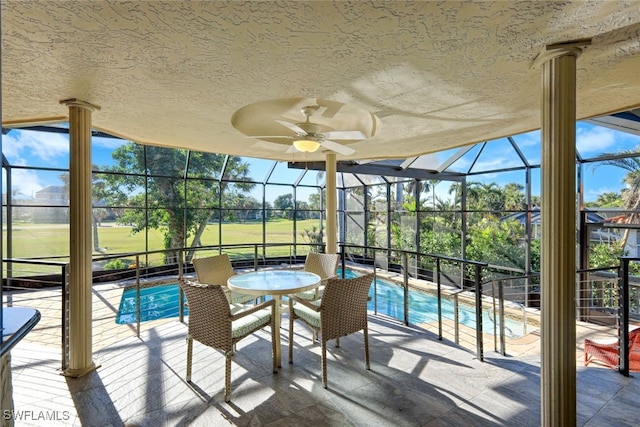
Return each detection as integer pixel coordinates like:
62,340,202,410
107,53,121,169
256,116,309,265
8,309,640,426
5,266,640,425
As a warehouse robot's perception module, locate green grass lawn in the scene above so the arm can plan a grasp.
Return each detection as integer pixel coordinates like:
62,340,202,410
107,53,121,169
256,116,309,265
4,219,321,274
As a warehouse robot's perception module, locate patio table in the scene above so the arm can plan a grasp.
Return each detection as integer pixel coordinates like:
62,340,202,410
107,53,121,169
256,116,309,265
227,270,320,368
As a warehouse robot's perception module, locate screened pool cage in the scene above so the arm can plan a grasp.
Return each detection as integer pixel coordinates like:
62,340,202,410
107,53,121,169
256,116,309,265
3,116,640,304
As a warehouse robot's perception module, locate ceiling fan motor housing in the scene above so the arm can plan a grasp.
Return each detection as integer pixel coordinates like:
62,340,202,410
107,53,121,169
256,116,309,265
301,105,320,117
297,121,324,137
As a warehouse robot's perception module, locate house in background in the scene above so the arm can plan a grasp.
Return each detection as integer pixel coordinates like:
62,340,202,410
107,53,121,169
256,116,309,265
33,185,68,223
505,208,638,258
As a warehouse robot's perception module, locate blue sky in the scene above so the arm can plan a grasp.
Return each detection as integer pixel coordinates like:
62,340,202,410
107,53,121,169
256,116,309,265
3,122,640,204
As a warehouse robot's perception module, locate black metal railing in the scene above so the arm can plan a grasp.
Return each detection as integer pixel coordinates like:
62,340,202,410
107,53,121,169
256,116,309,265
340,244,490,360
10,242,638,369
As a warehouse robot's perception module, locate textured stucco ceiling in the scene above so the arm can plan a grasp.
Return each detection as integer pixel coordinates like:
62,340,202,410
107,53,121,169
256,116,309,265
2,1,640,162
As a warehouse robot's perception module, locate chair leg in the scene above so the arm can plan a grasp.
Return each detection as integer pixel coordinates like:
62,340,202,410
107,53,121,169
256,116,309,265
186,336,193,382
364,326,370,370
225,353,232,402
335,336,340,347
272,319,278,373
289,307,295,364
322,338,328,389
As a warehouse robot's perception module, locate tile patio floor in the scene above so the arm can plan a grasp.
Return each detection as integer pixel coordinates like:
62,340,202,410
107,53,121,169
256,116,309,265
7,311,640,426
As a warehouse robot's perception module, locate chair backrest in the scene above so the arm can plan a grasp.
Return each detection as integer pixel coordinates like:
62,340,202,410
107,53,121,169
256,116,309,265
193,253,234,286
179,280,233,351
320,273,375,341
304,253,339,280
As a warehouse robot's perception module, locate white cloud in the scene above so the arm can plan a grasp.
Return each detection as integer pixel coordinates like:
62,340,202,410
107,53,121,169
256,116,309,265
513,130,541,148
584,186,619,202
473,156,522,171
93,136,128,149
577,127,617,154
3,168,44,199
3,130,69,163
449,156,471,172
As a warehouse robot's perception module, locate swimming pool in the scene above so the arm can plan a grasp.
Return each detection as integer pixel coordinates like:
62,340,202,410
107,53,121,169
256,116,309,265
341,269,526,338
116,284,187,324
116,270,526,337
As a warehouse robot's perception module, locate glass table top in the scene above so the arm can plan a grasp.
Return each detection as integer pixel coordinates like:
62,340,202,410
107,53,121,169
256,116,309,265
227,270,320,295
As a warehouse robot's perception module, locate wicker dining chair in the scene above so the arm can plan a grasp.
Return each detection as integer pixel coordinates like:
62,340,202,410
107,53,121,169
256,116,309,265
288,273,375,388
293,253,339,301
192,253,255,304
179,279,277,402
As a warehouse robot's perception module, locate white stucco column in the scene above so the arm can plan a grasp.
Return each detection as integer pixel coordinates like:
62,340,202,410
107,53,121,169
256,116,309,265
325,152,337,254
534,39,589,426
60,98,100,377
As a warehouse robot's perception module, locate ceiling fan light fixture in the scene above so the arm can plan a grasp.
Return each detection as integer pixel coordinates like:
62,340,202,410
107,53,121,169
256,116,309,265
293,139,321,153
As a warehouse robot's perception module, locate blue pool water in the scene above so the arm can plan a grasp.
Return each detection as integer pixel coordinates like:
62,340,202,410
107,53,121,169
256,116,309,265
116,270,525,337
116,284,187,324
340,269,526,338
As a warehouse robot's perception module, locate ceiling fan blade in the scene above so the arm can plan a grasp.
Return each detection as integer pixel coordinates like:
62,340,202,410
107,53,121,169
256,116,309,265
275,120,307,135
246,135,293,139
321,130,366,140
286,145,297,153
320,139,356,156
316,98,344,118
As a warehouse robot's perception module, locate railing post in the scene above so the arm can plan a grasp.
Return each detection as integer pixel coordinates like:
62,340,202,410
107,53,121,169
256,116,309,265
62,263,70,372
372,248,378,316
619,258,630,377
135,255,141,338
254,245,259,271
492,281,498,352
453,293,460,344
178,250,185,323
436,258,442,340
498,280,506,356
523,302,528,335
474,264,484,362
402,252,409,326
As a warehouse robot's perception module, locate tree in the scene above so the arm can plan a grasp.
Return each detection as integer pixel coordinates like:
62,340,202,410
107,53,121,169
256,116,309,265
468,182,504,212
103,143,254,263
441,180,534,270
503,183,526,211
405,179,431,210
227,194,261,221
273,193,294,219
60,165,109,253
465,217,527,269
295,200,310,219
595,153,640,250
308,192,322,211
584,191,622,208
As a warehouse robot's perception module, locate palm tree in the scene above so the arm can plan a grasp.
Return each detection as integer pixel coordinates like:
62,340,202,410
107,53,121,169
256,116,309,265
596,153,640,251
503,183,526,211
584,191,622,208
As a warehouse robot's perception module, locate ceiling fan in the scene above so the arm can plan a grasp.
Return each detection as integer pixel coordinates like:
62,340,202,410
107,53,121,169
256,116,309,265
252,105,365,155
